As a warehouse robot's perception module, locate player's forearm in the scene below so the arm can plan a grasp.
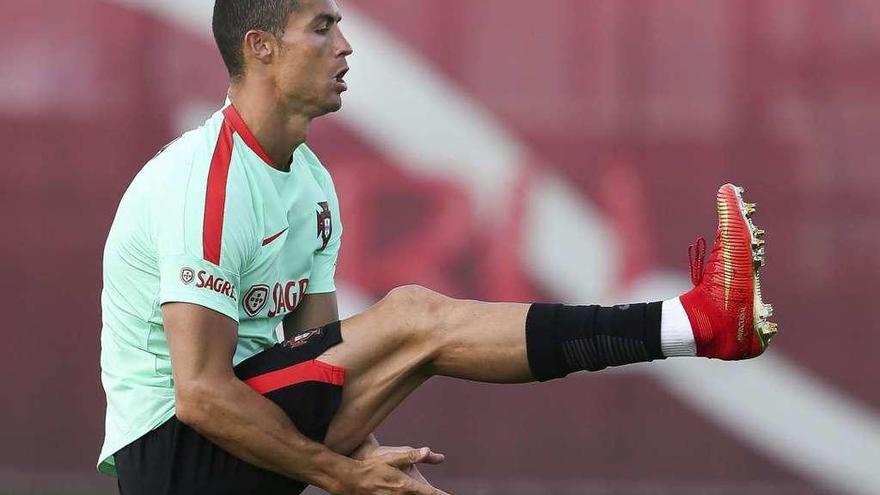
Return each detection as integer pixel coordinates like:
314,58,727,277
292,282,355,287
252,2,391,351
175,376,352,492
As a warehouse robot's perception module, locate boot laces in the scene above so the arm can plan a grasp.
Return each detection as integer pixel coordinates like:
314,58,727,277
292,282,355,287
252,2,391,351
688,237,707,286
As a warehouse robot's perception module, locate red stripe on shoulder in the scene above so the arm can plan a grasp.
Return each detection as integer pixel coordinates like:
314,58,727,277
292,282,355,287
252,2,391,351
222,104,278,169
202,119,235,266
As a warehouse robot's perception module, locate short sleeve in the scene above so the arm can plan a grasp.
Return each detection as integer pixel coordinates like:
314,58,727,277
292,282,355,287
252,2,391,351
150,138,258,322
302,147,342,295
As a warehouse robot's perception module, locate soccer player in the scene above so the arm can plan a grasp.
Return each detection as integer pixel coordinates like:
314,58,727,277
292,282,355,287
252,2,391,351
98,0,778,494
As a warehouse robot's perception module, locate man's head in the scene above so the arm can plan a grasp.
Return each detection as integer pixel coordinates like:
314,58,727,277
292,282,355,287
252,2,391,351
213,0,352,116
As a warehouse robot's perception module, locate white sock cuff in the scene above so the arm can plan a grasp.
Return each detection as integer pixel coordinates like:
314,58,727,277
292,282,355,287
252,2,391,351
660,298,697,357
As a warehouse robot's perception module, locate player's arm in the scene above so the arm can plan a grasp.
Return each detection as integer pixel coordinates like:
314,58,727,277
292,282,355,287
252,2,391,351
164,302,349,488
164,302,442,495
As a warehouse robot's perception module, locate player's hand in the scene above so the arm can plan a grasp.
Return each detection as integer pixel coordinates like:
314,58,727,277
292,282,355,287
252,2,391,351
340,447,450,495
362,445,444,484
351,441,444,484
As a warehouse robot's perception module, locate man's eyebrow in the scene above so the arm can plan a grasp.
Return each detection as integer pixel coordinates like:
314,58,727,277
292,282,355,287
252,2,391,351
313,12,342,25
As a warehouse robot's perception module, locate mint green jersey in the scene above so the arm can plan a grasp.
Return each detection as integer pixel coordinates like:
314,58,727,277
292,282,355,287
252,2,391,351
98,103,342,475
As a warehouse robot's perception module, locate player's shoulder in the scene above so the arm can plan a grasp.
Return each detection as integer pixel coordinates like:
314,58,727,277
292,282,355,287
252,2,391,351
295,144,336,193
141,110,226,182
295,143,326,173
132,109,257,224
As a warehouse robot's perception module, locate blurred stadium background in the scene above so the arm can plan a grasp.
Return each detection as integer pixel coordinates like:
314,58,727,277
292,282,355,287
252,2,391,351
3,0,879,494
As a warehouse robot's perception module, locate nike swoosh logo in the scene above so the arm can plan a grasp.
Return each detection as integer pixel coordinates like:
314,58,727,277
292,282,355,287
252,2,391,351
261,228,288,246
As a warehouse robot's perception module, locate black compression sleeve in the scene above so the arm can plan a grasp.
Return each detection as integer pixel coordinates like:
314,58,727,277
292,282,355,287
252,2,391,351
525,302,664,381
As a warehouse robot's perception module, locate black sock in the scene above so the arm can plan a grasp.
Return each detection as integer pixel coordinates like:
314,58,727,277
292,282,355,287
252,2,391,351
525,302,664,381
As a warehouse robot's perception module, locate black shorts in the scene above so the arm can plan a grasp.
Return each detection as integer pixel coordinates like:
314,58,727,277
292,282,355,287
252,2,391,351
115,322,345,495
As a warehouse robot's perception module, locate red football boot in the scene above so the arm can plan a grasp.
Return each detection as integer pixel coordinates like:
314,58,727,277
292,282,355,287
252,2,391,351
680,184,777,360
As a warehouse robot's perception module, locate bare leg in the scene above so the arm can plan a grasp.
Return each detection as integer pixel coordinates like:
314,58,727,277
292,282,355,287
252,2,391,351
318,285,533,454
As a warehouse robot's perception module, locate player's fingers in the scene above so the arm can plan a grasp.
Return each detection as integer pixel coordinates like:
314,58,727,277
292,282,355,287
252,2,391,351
381,447,424,468
384,447,434,467
410,447,445,465
421,451,445,464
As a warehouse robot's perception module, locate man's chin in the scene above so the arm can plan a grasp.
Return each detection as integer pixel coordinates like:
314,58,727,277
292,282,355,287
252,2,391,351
290,93,343,119
317,97,343,116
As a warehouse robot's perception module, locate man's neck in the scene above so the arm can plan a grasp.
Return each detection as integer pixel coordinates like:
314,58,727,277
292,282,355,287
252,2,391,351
227,81,311,172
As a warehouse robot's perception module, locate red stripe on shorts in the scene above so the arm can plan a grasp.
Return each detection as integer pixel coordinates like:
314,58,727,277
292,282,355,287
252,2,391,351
202,119,234,265
244,360,346,394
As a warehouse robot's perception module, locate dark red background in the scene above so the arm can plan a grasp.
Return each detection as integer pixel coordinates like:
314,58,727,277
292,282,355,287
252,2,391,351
2,1,878,493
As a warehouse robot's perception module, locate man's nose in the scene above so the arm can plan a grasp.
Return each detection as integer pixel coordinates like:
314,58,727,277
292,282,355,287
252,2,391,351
337,30,353,57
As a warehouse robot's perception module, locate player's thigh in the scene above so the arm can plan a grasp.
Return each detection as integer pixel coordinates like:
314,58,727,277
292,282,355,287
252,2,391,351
322,366,429,455
315,308,438,454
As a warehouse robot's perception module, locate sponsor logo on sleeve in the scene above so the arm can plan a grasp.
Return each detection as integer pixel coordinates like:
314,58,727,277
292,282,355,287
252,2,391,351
180,267,195,285
181,269,236,300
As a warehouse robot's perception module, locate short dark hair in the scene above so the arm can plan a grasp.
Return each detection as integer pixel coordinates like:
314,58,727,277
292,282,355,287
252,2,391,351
212,0,300,79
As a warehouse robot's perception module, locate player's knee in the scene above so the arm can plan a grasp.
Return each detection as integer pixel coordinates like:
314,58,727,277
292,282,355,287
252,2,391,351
380,285,450,339
384,284,439,306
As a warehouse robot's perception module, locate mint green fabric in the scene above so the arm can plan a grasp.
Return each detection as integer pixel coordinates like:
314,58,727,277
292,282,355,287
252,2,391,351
98,104,342,475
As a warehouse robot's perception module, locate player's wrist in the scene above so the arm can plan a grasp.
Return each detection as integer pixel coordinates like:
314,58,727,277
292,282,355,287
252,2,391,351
310,452,360,495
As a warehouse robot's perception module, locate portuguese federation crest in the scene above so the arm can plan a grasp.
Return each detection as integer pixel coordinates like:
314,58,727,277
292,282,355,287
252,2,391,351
317,201,332,250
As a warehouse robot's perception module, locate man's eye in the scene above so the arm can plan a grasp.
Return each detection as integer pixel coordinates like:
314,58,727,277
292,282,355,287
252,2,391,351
316,24,330,33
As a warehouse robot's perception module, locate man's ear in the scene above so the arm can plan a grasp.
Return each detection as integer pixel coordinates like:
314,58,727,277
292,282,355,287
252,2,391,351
243,30,277,68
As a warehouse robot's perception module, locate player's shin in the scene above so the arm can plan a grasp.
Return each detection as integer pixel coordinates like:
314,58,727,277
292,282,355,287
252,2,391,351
524,300,696,381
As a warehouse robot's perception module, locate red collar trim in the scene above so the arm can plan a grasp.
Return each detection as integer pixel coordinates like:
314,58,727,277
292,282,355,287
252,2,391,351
222,104,280,170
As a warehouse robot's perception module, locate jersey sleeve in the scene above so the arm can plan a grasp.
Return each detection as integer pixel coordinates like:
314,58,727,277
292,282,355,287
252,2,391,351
150,136,258,322
301,146,342,295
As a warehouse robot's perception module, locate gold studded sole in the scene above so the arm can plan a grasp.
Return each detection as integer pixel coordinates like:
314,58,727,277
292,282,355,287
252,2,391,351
730,185,777,349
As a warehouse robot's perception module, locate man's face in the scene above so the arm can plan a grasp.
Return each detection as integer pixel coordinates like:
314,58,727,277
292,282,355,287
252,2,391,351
273,0,352,116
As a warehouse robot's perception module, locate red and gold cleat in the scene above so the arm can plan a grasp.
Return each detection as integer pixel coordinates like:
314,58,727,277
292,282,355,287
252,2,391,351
680,184,777,360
